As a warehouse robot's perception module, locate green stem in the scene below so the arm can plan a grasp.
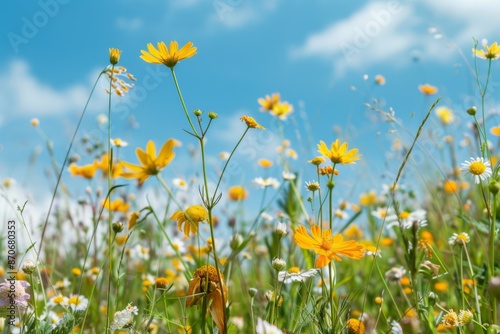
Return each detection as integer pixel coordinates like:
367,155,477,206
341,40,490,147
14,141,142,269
463,245,482,325
489,193,497,324
170,68,199,137
105,63,115,334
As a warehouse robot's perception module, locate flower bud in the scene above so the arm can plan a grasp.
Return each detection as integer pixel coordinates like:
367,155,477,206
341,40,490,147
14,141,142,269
112,222,124,233
248,288,258,298
208,111,218,119
275,222,287,237
230,234,243,250
489,181,500,195
466,106,477,116
193,109,202,117
22,259,36,274
272,257,286,271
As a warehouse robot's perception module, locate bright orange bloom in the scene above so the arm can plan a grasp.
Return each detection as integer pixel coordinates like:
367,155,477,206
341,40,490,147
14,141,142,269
418,84,438,95
140,41,196,68
97,153,124,179
121,139,176,184
186,265,227,334
228,186,248,201
317,139,361,164
68,161,99,179
102,198,130,213
294,225,364,268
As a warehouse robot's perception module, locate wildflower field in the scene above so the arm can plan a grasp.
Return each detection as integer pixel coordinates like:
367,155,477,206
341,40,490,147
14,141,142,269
3,22,500,334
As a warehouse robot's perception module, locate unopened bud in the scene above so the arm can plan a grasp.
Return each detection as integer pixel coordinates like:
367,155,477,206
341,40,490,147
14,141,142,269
466,106,477,116
193,109,202,117
112,222,124,233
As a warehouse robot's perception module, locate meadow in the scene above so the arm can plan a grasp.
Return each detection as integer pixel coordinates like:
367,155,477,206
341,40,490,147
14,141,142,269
1,40,500,333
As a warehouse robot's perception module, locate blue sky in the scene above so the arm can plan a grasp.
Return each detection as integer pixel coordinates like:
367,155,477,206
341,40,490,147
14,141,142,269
2,0,500,220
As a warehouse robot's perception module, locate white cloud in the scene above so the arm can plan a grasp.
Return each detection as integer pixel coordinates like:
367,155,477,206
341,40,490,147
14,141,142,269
293,0,500,78
292,2,419,77
208,0,279,29
0,60,114,122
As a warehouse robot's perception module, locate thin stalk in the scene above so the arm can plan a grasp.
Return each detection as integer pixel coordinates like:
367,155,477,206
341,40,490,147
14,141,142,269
170,68,199,137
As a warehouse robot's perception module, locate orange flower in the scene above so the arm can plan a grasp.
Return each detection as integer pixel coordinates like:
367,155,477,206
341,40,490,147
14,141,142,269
418,84,438,95
228,186,247,201
186,265,227,334
294,225,364,268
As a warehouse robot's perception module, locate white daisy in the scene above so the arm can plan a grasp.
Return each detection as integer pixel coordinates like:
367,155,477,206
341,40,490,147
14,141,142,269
449,232,470,246
278,267,318,284
256,318,283,334
253,177,280,189
461,157,492,184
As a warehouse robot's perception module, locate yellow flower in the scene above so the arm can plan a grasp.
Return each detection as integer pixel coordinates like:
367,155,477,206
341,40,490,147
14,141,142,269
374,74,385,85
102,198,130,213
473,41,500,60
435,106,454,125
240,115,265,129
121,139,176,184
258,93,280,111
490,125,500,136
317,139,361,164
68,161,99,179
271,101,293,120
109,48,122,65
294,225,364,268
186,265,227,334
308,156,325,166
346,318,365,334
359,190,376,206
443,180,458,194
171,205,208,237
441,310,459,328
97,153,124,179
31,118,39,126
140,41,197,68
128,211,140,230
258,158,273,168
418,84,438,95
228,186,248,201
434,281,448,292
155,277,170,289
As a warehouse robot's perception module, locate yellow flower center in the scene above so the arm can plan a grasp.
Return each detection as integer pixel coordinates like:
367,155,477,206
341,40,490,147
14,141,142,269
457,233,468,243
53,296,64,304
468,161,486,175
288,267,300,274
399,211,410,219
67,296,82,305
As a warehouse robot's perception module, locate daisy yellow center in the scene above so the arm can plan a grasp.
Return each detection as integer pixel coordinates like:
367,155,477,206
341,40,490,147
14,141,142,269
399,211,410,219
53,296,64,304
68,296,82,305
321,239,332,251
288,267,300,274
457,233,468,242
468,161,486,175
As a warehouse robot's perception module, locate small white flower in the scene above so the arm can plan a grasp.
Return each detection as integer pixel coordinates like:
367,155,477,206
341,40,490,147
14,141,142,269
385,209,427,230
390,320,403,334
65,294,88,311
460,157,492,184
256,318,283,334
385,267,406,283
110,138,128,147
110,303,139,330
172,178,188,191
278,267,318,284
282,171,296,181
449,232,470,246
253,177,280,189
219,151,230,160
